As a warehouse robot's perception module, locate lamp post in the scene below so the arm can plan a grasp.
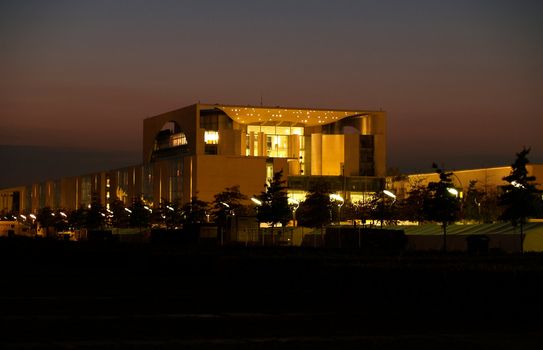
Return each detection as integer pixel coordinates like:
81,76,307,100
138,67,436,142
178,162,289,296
251,197,263,245
288,197,299,227
288,197,300,247
219,202,230,246
330,194,344,248
381,190,396,228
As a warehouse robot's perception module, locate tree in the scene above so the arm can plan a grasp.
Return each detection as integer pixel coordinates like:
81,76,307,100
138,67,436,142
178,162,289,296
479,188,501,223
398,178,430,223
426,163,461,252
181,196,209,227
85,193,105,230
212,185,248,244
68,206,87,230
366,192,399,227
498,147,541,253
36,206,58,237
129,196,151,231
255,170,291,245
340,201,360,225
297,181,332,236
110,198,129,228
462,180,484,223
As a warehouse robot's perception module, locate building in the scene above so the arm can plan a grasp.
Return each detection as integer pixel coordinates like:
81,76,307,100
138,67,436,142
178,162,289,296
389,164,543,200
0,103,387,214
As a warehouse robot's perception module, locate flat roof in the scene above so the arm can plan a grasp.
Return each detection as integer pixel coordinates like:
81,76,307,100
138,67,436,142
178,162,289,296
200,103,382,127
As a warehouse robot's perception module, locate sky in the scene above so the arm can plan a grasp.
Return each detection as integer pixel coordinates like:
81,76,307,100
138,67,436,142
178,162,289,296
1,0,542,187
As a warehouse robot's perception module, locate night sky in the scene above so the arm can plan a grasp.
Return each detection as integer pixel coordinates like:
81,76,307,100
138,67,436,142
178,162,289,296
1,0,542,188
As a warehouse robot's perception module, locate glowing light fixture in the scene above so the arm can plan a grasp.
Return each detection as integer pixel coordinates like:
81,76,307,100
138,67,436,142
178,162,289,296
511,180,525,189
383,190,396,199
447,188,459,197
329,193,344,206
251,197,262,206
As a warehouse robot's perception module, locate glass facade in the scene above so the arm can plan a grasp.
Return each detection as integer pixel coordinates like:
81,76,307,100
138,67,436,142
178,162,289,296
246,125,304,159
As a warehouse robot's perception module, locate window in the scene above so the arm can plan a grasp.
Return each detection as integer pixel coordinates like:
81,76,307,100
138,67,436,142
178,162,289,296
204,131,219,144
171,133,187,147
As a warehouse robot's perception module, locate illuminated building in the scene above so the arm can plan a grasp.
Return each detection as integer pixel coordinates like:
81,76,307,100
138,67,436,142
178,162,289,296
389,165,543,201
0,103,387,213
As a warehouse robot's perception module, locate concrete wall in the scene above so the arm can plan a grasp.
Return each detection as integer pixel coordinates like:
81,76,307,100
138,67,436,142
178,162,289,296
142,104,198,162
195,155,267,203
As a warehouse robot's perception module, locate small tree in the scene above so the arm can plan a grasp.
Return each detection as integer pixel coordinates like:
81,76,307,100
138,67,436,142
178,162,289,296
85,193,105,230
110,198,129,228
297,181,332,237
68,206,87,230
340,201,360,225
36,206,58,237
255,170,291,245
129,196,151,232
426,163,461,252
498,147,541,253
462,180,484,223
398,178,430,223
212,185,248,244
182,196,209,227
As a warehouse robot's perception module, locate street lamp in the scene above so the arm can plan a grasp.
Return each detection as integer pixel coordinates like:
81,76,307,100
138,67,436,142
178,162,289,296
330,194,344,248
380,190,396,228
329,194,344,225
219,202,231,246
288,197,299,227
251,197,263,245
447,188,459,197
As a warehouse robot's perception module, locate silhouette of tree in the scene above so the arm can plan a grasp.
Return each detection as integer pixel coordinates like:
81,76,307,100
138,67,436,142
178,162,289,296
212,185,248,219
398,178,429,223
297,181,331,236
212,185,247,244
110,198,129,228
182,196,209,226
85,193,105,230
339,201,360,225
255,169,291,245
462,180,484,223
68,206,86,230
129,196,150,231
480,189,501,223
498,147,541,253
157,200,182,229
426,164,461,252
36,206,57,237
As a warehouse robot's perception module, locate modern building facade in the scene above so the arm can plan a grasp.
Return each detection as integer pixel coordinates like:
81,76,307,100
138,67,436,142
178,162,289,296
0,103,387,214
389,164,543,201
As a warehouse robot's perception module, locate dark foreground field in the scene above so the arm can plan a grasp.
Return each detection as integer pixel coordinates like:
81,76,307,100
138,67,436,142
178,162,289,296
1,238,543,349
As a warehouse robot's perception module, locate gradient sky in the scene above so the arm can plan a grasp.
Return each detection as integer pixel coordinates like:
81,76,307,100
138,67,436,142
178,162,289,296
1,0,542,187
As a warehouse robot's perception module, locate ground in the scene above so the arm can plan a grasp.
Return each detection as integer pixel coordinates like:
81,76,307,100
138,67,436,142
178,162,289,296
1,238,543,349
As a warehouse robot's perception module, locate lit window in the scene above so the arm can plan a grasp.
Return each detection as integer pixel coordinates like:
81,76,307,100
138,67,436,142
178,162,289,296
171,133,187,147
204,131,219,144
